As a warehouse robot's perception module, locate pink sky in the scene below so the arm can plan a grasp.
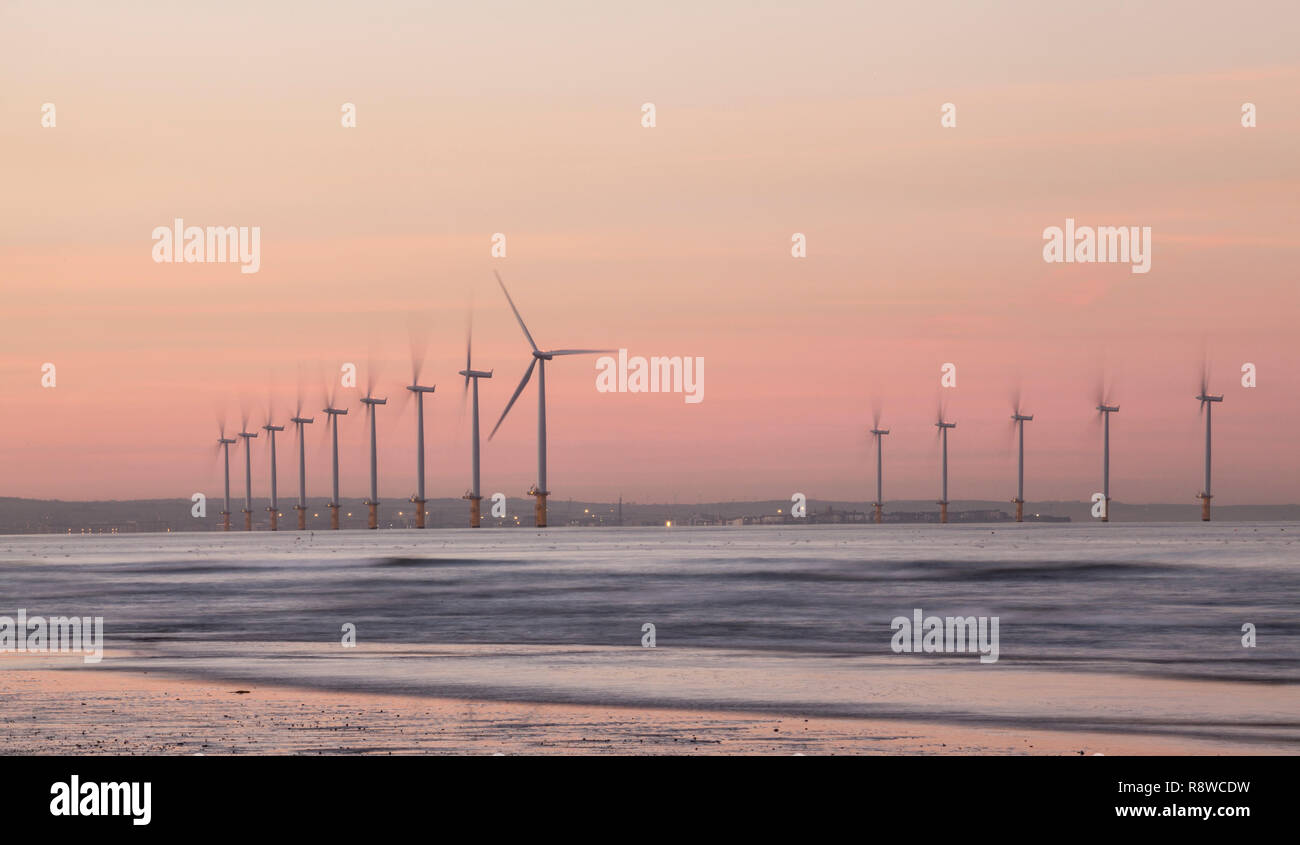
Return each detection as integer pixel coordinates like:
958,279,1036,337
2,1,1298,505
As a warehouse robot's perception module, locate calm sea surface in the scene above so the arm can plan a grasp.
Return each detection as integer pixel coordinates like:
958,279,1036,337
2,523,1295,685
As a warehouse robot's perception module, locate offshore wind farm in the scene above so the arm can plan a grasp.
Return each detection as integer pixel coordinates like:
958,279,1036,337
190,276,1253,533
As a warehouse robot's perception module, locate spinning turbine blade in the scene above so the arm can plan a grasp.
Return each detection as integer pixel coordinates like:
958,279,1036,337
495,271,539,353
490,357,537,440
463,318,473,398
1198,360,1211,416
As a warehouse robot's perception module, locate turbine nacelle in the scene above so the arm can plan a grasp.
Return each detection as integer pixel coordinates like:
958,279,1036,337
459,368,493,379
360,397,387,406
935,421,956,430
1097,404,1120,413
290,416,314,425
1011,414,1033,422
1197,393,1224,403
262,424,285,433
322,407,348,416
870,428,890,436
238,431,258,440
406,384,436,394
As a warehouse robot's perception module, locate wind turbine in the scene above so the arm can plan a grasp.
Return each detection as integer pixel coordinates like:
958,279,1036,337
935,409,956,524
1196,368,1224,522
216,428,236,531
405,351,436,529
360,377,387,530
262,418,285,530
1096,399,1119,522
489,271,610,527
459,317,493,527
290,409,314,531
869,409,889,525
322,401,348,530
238,426,258,531
1011,398,1033,523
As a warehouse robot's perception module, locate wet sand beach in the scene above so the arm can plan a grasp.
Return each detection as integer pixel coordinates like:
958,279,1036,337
3,648,1295,755
0,665,1281,756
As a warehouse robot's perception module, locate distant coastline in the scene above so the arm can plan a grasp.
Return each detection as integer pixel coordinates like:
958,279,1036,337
2,496,1299,534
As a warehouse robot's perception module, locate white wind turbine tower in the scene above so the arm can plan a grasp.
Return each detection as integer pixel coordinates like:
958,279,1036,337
1010,394,1033,523
490,271,610,528
262,414,285,531
360,373,387,530
869,408,889,525
404,346,436,529
322,394,348,530
238,423,258,531
1196,365,1224,522
1096,392,1120,522
216,426,236,531
459,316,493,527
290,402,314,530
935,407,956,524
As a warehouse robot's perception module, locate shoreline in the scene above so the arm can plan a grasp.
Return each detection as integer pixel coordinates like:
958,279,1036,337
1,663,1290,755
